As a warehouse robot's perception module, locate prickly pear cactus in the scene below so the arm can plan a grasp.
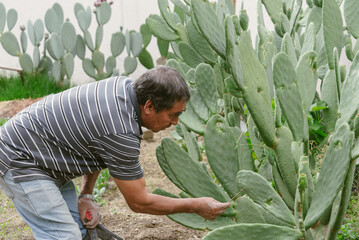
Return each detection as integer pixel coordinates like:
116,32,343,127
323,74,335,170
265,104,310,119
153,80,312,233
147,0,359,239
74,1,146,80
0,1,151,82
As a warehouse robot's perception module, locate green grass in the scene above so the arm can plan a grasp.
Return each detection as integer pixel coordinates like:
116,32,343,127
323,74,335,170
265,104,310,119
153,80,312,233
0,74,68,101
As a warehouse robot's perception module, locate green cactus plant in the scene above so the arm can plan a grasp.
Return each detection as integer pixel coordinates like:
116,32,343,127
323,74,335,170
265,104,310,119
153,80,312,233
145,0,359,239
0,3,72,82
74,1,147,79
1,1,151,83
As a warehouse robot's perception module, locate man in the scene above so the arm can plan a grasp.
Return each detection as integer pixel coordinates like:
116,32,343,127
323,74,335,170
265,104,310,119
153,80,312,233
0,66,230,239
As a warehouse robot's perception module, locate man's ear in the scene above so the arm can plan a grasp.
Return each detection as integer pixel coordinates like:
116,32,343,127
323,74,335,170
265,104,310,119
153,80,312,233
143,100,154,114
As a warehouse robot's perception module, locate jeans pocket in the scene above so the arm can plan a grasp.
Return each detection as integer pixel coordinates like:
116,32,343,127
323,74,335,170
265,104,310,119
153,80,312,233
0,175,14,199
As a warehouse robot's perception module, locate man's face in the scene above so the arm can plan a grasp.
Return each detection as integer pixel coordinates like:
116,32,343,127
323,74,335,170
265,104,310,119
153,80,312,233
142,100,187,132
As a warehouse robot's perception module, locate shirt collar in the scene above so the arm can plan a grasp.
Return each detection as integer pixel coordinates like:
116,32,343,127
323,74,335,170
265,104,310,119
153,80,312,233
127,82,143,135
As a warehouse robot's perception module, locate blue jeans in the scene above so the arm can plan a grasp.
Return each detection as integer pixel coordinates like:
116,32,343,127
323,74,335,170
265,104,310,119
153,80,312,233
0,170,86,239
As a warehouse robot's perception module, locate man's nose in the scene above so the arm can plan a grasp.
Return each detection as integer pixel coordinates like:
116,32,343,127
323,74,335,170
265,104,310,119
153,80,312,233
171,117,179,125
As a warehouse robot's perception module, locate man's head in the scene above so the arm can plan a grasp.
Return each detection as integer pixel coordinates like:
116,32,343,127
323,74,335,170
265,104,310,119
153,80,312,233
134,66,190,132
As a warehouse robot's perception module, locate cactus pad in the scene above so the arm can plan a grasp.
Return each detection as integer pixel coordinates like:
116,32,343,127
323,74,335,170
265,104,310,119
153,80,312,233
261,0,283,25
179,42,203,68
33,47,40,69
20,31,27,53
203,223,302,240
6,9,17,31
191,0,226,59
52,61,62,81
188,88,209,122
146,15,179,41
225,15,243,90
235,196,266,224
168,213,236,230
194,63,218,114
237,31,276,148
179,102,204,135
34,19,44,44
95,25,104,50
273,126,298,199
0,3,5,33
322,70,338,132
124,56,137,75
96,2,111,25
63,53,74,79
138,49,154,69
76,10,88,32
84,30,95,52
323,0,343,69
158,0,178,31
237,170,296,225
105,56,116,76
19,53,33,73
273,52,304,142
130,32,143,58
140,24,152,48
61,22,77,52
304,123,352,229
1,31,20,56
83,58,96,78
45,8,60,33
187,20,217,64
161,137,229,201
296,51,318,112
204,115,240,197
156,145,186,192
76,35,86,60
337,53,359,126
111,32,126,57
344,0,359,39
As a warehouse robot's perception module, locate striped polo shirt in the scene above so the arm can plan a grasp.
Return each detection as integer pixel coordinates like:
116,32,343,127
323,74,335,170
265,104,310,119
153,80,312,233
0,76,144,184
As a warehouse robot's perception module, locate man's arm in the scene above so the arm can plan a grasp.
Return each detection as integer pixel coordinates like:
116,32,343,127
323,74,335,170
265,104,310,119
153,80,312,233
114,177,230,220
78,171,101,229
80,171,101,194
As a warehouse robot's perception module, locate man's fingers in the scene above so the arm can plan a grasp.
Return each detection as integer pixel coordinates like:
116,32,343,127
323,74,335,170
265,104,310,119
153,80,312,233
216,202,231,212
222,202,231,208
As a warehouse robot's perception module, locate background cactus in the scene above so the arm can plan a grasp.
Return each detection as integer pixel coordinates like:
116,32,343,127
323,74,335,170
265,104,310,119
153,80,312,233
145,0,359,239
0,1,152,83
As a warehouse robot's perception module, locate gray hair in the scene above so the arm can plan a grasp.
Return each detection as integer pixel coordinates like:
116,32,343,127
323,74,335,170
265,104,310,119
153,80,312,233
133,66,190,112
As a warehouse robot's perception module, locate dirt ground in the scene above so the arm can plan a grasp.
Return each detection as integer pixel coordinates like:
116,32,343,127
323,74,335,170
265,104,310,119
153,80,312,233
0,99,206,240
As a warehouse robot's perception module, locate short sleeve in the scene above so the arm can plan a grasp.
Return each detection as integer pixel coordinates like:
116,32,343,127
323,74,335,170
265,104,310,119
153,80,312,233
89,133,143,180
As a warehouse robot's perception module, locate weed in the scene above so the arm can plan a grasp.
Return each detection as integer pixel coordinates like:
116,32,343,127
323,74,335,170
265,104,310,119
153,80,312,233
93,169,111,205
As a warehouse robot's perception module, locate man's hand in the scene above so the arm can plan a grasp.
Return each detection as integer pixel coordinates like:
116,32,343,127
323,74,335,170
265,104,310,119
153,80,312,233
114,177,231,220
78,197,100,229
195,197,231,220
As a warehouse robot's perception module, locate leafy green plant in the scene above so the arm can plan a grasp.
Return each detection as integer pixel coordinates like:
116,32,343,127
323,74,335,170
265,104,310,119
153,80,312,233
338,220,359,239
93,169,110,205
144,0,359,239
337,193,359,239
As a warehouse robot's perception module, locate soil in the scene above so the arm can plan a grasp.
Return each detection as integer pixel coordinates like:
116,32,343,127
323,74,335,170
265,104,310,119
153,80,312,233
0,99,206,240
